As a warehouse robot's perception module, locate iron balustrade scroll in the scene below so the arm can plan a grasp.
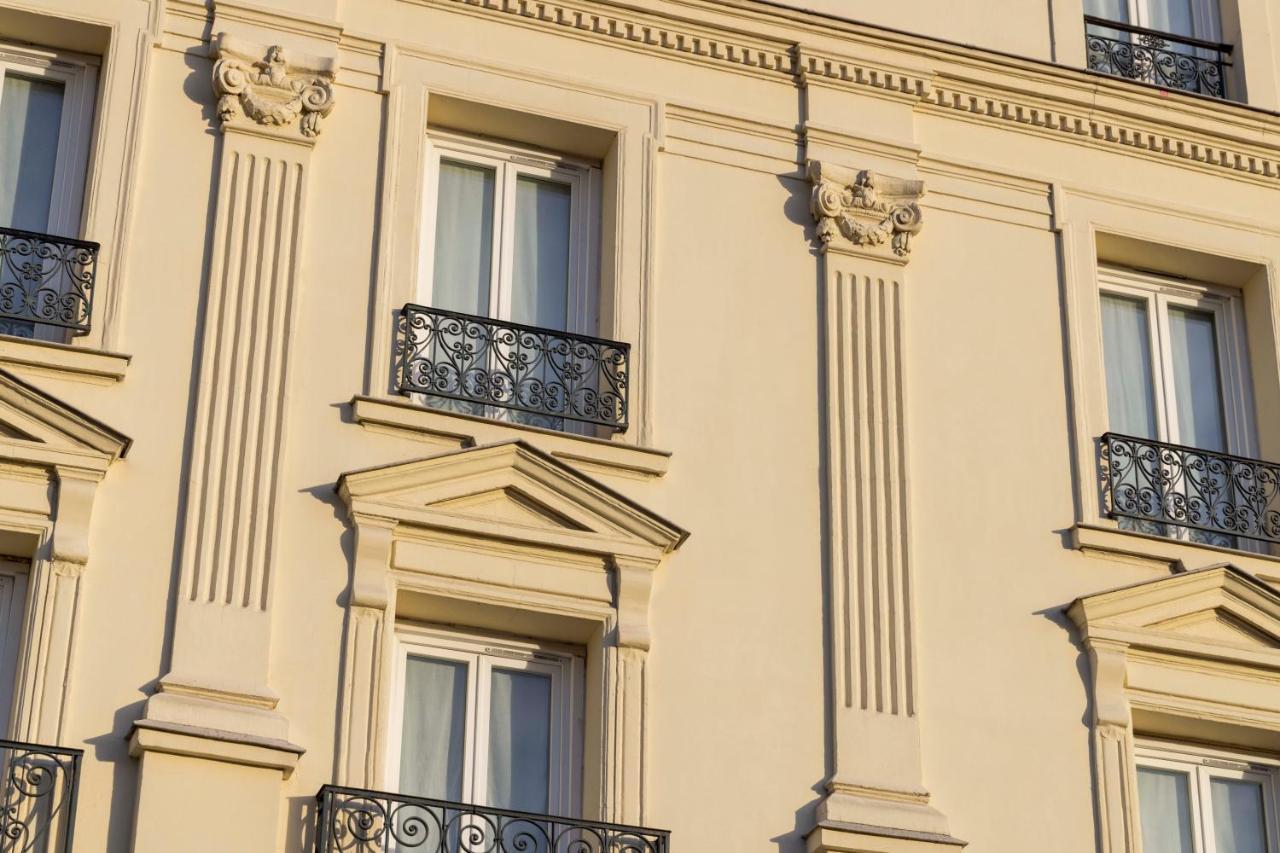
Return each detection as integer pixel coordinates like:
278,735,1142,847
0,228,99,337
315,785,670,853
1101,432,1280,545
0,739,82,852
396,304,629,431
1084,16,1231,99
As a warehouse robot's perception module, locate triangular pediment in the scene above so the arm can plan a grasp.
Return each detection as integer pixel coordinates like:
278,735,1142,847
430,486,590,532
1070,565,1280,655
338,440,687,553
0,370,130,470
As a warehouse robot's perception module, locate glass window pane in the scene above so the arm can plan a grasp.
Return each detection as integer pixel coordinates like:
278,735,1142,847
0,74,65,233
1085,0,1130,22
1138,767,1195,853
486,668,552,813
511,176,572,331
1145,0,1195,36
1168,306,1227,452
1101,294,1159,439
1210,778,1268,853
399,656,468,801
432,160,495,316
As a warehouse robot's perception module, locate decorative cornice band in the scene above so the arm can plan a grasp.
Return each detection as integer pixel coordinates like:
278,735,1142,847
808,160,924,259
406,0,795,77
211,34,337,139
400,0,1280,185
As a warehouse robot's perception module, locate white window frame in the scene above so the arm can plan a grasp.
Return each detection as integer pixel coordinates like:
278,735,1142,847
0,41,98,240
1099,266,1256,456
386,624,585,817
1136,741,1280,853
417,130,601,338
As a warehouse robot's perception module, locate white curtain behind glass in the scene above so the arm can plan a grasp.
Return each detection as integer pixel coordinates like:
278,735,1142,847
0,75,64,232
1168,307,1227,452
486,669,552,813
399,656,468,801
432,161,495,316
511,176,571,331
1138,768,1195,853
1210,778,1268,853
1101,294,1159,438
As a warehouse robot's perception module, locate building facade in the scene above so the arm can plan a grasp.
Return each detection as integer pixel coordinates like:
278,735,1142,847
1,0,1280,850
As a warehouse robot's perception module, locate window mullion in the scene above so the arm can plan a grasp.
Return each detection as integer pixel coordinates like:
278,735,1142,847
1195,764,1215,853
494,161,516,322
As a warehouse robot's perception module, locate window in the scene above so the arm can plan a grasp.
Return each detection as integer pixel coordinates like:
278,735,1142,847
0,559,27,736
1136,744,1280,853
1099,267,1255,546
0,42,97,339
388,626,584,816
415,132,602,429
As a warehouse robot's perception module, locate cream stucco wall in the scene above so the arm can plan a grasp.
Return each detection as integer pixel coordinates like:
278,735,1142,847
0,0,1278,851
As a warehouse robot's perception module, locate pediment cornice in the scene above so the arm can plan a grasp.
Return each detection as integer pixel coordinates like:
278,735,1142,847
1069,565,1280,661
0,369,130,473
338,440,688,557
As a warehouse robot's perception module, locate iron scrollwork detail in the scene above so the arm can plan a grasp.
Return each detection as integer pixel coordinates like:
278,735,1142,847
1100,432,1280,545
0,227,98,337
1084,16,1230,99
807,161,924,258
315,786,669,853
0,739,82,852
212,35,336,138
395,303,630,432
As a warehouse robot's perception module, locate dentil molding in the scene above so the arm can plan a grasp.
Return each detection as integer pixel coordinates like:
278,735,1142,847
808,160,924,258
211,34,336,138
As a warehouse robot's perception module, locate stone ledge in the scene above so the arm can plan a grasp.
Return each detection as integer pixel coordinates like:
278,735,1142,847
350,395,671,480
807,822,967,853
129,720,303,776
1072,523,1280,587
0,335,130,385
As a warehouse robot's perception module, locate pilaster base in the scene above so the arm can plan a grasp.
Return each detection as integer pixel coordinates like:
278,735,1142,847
128,685,304,851
812,787,964,851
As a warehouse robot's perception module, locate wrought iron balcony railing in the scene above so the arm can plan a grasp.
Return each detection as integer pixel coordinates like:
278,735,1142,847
0,227,99,337
396,303,629,432
1085,16,1231,99
315,785,670,852
1101,432,1280,545
0,738,82,852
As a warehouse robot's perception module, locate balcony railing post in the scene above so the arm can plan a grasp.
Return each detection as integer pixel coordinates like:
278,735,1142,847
0,227,99,336
396,303,631,432
1083,16,1232,99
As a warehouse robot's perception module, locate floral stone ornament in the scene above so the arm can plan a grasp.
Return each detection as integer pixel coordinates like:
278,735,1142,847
808,161,925,257
212,36,336,138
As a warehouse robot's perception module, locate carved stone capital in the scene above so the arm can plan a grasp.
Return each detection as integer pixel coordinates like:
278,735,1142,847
211,34,336,140
807,160,924,259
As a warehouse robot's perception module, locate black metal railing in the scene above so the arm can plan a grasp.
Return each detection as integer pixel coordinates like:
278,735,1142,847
315,785,669,852
396,304,629,432
0,227,99,337
1101,432,1280,545
0,739,82,852
1085,16,1231,98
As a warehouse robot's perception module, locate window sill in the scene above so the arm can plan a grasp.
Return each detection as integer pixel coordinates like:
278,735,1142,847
1071,523,1280,587
0,335,130,385
349,395,671,480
